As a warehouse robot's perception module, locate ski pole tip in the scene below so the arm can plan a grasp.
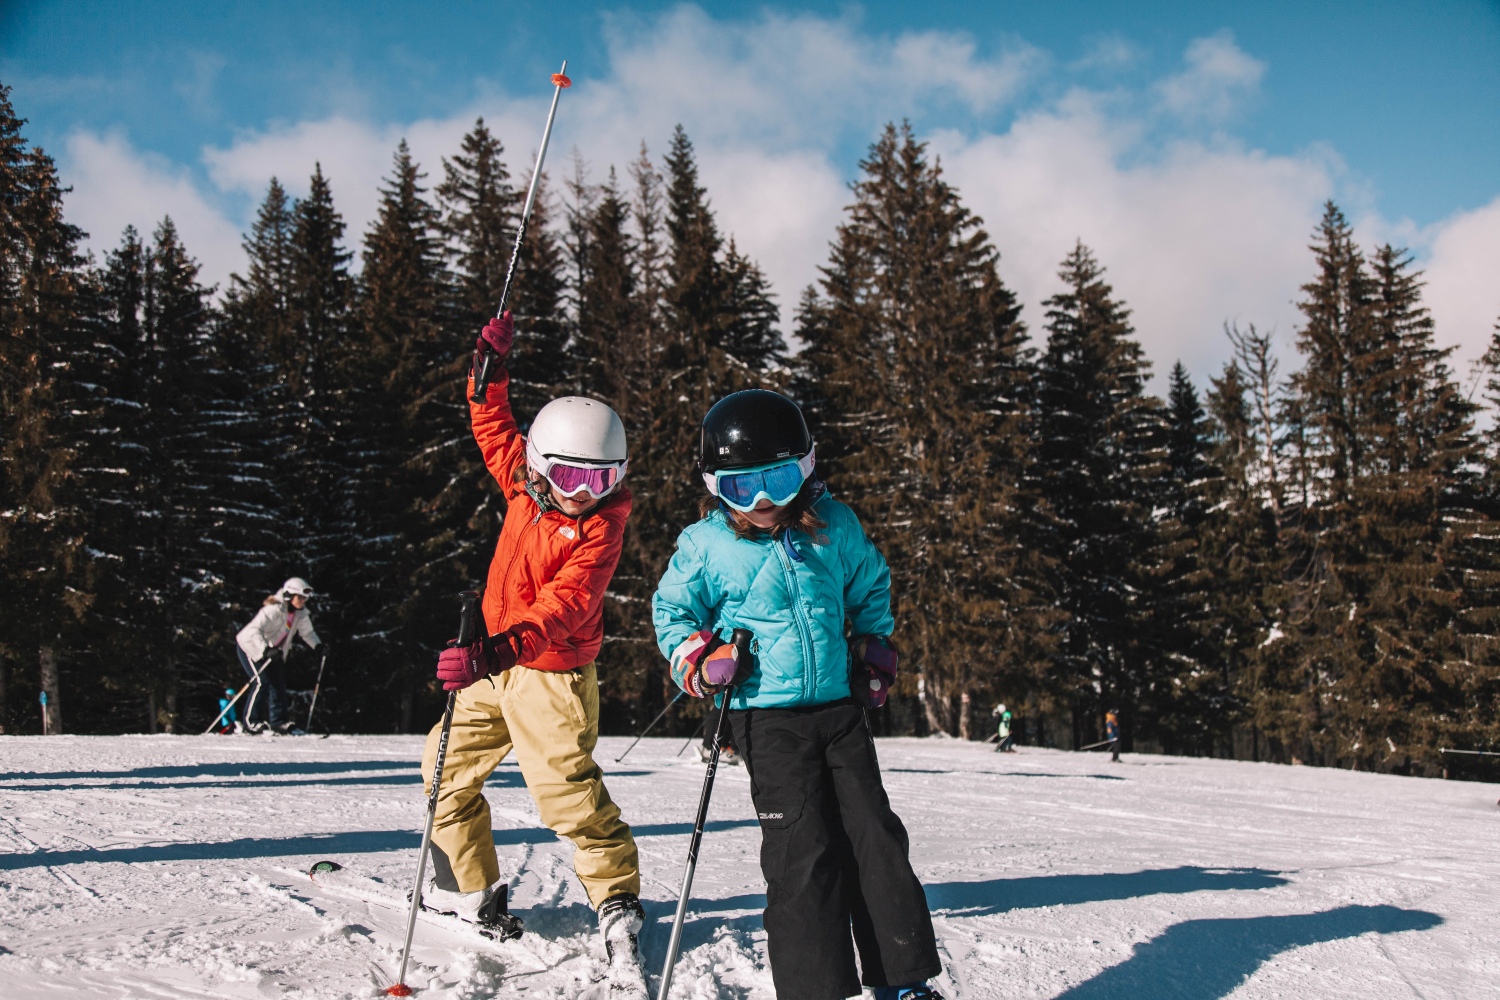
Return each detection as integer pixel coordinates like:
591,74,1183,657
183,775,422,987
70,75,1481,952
385,985,414,997
552,72,572,88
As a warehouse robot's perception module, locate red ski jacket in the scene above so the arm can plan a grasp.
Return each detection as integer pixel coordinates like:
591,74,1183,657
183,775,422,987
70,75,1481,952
469,369,630,672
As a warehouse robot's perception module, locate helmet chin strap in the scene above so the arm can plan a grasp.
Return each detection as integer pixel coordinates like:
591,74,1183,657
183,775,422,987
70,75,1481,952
525,471,606,520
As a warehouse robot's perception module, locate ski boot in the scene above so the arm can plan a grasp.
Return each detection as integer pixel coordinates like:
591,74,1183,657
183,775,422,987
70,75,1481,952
697,742,742,766
422,878,525,940
597,891,649,996
273,721,305,736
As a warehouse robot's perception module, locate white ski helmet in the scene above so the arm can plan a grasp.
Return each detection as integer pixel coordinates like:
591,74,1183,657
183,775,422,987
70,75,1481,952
282,577,314,599
526,396,628,488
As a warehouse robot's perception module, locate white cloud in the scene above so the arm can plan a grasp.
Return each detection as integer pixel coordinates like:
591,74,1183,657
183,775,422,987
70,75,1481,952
63,131,243,289
933,103,1332,383
1419,197,1500,361
51,9,1498,394
1156,30,1265,123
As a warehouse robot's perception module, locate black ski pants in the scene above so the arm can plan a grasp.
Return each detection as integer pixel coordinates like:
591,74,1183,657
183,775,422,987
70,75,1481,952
238,647,288,728
728,699,940,1000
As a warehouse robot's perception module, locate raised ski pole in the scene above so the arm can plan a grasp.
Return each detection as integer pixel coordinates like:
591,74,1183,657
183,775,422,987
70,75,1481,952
387,590,482,998
471,61,572,403
657,629,752,1000
305,649,329,732
615,689,685,763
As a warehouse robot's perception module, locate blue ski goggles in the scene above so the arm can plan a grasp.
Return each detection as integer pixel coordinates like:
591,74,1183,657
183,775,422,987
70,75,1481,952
703,452,816,512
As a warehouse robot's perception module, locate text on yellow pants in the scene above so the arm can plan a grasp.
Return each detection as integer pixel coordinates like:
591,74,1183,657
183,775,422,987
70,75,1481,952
421,662,639,906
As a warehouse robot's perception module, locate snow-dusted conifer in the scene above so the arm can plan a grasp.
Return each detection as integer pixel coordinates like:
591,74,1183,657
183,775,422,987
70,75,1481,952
1032,242,1167,751
796,122,1042,738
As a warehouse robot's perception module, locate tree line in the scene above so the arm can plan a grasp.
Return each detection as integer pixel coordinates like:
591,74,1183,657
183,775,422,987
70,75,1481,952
3,86,1498,773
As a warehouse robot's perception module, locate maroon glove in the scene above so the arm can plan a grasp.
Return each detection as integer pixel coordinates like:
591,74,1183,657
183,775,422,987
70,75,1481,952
435,633,519,691
850,635,898,708
476,311,515,360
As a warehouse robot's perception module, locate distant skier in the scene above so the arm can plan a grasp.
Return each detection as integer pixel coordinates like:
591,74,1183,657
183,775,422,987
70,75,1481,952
698,717,742,766
654,389,946,1000
234,577,322,735
1106,708,1121,762
993,703,1014,753
425,312,644,982
216,688,240,735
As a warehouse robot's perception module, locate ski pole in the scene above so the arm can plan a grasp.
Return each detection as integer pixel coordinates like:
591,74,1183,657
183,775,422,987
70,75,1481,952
615,689,685,763
388,590,483,998
305,649,329,732
657,628,752,1000
676,711,710,758
471,61,572,403
203,655,273,735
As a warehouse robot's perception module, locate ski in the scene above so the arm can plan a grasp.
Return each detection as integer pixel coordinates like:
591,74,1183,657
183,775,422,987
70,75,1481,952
298,861,649,999
299,860,524,942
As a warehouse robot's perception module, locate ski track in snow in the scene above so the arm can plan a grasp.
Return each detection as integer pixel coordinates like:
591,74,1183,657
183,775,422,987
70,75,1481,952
0,735,1495,999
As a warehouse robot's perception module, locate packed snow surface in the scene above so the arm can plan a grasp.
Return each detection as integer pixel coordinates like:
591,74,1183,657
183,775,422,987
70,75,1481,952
1,733,1495,999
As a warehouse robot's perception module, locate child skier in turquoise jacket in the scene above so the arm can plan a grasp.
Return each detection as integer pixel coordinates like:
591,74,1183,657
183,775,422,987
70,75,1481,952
652,389,943,1000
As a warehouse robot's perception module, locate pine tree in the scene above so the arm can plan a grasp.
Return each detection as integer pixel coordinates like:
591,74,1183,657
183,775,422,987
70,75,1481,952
796,122,1042,738
1031,241,1168,750
345,140,464,732
0,85,91,734
1201,328,1289,763
440,120,568,420
1270,205,1479,770
289,161,357,546
218,179,303,618
80,220,222,731
1151,362,1229,752
1465,315,1500,756
572,168,638,401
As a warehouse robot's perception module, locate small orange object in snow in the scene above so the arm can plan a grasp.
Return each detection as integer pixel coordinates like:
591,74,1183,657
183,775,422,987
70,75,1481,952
552,73,572,88
385,985,414,997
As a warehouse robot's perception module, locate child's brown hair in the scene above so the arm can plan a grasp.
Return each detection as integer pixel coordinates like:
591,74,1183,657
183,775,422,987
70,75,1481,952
700,480,827,540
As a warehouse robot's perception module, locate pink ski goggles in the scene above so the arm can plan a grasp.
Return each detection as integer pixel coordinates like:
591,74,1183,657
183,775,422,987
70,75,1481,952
538,459,625,499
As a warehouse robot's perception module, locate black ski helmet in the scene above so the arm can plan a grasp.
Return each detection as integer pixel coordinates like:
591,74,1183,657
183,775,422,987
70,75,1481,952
698,389,812,473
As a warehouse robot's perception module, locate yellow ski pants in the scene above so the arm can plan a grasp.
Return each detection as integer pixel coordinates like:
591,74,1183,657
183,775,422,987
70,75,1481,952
421,662,639,905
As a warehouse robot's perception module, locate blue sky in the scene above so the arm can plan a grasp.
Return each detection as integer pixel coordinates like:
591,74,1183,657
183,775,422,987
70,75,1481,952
4,1,1498,383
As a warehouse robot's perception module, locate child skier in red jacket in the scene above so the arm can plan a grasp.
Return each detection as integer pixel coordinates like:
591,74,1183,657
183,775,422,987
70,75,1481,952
422,312,645,986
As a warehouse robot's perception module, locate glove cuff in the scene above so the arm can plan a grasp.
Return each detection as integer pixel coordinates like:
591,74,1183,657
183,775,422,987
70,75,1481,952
671,629,724,698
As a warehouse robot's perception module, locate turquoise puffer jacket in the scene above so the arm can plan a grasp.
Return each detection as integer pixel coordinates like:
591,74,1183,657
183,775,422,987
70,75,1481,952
652,493,895,710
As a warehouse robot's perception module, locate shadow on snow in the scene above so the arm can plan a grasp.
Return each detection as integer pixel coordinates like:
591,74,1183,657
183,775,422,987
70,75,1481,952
1054,904,1441,999
0,759,420,782
924,866,1289,917
0,818,756,870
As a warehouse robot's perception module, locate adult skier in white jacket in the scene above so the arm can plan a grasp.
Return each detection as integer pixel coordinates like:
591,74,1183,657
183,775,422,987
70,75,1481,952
235,577,323,733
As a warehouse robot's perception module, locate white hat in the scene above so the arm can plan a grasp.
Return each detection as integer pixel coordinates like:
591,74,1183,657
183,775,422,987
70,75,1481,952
282,577,314,598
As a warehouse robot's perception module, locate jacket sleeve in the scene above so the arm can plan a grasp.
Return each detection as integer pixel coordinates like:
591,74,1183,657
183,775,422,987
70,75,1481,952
839,506,896,637
468,366,527,499
236,605,274,662
296,610,322,649
652,527,719,660
507,503,627,664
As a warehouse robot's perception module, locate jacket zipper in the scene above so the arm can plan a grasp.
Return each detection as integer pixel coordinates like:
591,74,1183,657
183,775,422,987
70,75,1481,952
495,504,543,628
773,535,817,703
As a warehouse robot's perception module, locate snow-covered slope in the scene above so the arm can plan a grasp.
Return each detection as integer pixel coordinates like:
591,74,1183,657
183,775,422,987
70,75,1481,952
1,734,1494,998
